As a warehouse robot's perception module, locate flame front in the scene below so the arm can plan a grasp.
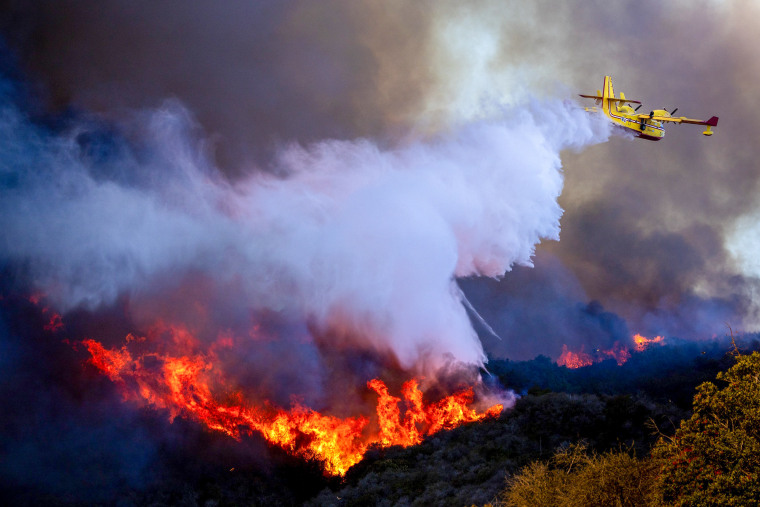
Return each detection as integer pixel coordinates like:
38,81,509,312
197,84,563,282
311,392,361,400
633,333,665,351
557,342,630,369
558,334,664,369
80,326,502,476
557,344,594,368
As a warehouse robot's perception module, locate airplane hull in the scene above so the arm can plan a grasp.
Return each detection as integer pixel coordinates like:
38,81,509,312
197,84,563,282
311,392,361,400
635,132,663,142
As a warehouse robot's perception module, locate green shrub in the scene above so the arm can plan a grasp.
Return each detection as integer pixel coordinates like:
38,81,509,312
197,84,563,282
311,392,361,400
653,351,760,506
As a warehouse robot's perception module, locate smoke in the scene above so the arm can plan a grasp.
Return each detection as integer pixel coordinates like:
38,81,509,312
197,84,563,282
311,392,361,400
4,1,759,502
0,64,609,372
5,0,759,356
460,254,630,361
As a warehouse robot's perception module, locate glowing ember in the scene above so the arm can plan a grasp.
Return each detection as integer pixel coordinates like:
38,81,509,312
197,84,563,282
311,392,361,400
80,326,502,476
26,293,65,332
633,333,665,351
43,312,64,332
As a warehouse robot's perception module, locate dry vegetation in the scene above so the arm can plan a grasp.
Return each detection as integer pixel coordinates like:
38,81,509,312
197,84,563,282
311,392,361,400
493,350,760,507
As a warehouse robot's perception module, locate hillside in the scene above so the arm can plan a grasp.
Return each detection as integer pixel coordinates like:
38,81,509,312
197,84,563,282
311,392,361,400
4,286,754,507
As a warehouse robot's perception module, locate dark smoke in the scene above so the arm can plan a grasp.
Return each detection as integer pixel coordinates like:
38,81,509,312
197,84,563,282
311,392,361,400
4,1,758,349
1,1,760,503
0,13,605,501
0,43,608,376
0,0,437,173
460,254,630,361
0,272,156,503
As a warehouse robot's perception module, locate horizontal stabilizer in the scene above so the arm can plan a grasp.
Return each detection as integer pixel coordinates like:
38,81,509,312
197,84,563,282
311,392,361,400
638,114,720,127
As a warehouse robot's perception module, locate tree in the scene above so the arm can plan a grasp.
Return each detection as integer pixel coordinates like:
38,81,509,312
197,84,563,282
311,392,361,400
653,351,760,506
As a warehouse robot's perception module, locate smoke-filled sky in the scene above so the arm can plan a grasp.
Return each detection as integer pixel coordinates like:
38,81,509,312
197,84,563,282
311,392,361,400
0,0,759,360
2,0,760,501
3,0,758,360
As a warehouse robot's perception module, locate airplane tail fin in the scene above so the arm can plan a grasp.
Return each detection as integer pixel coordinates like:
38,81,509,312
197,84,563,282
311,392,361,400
579,76,613,107
603,76,614,111
579,77,640,109
702,116,718,136
604,76,614,101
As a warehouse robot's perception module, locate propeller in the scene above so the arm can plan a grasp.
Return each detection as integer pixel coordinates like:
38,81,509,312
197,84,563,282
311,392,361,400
670,108,678,116
634,105,642,111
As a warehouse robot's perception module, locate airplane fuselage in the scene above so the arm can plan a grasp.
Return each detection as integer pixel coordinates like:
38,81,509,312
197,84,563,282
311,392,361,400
597,76,664,140
580,76,718,141
603,101,665,141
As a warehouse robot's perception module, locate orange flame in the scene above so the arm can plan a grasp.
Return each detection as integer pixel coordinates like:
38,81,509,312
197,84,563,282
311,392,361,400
557,344,593,368
599,342,631,366
80,326,502,476
633,333,665,351
557,341,631,369
558,334,666,369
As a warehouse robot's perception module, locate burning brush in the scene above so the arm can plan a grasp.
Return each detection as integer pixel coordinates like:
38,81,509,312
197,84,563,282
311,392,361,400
79,324,503,476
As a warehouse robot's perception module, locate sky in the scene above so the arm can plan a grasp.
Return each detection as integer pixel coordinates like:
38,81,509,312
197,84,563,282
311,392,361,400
1,0,759,361
2,0,760,501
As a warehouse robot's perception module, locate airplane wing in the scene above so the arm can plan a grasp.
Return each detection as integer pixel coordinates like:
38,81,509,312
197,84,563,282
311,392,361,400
638,115,719,126
579,94,642,104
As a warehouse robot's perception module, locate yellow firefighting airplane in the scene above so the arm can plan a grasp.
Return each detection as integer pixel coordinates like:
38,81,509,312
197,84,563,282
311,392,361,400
580,76,718,140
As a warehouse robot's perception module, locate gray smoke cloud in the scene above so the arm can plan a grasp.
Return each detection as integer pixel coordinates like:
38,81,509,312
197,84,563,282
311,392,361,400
2,0,759,362
546,0,760,342
9,3,760,503
0,79,609,372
